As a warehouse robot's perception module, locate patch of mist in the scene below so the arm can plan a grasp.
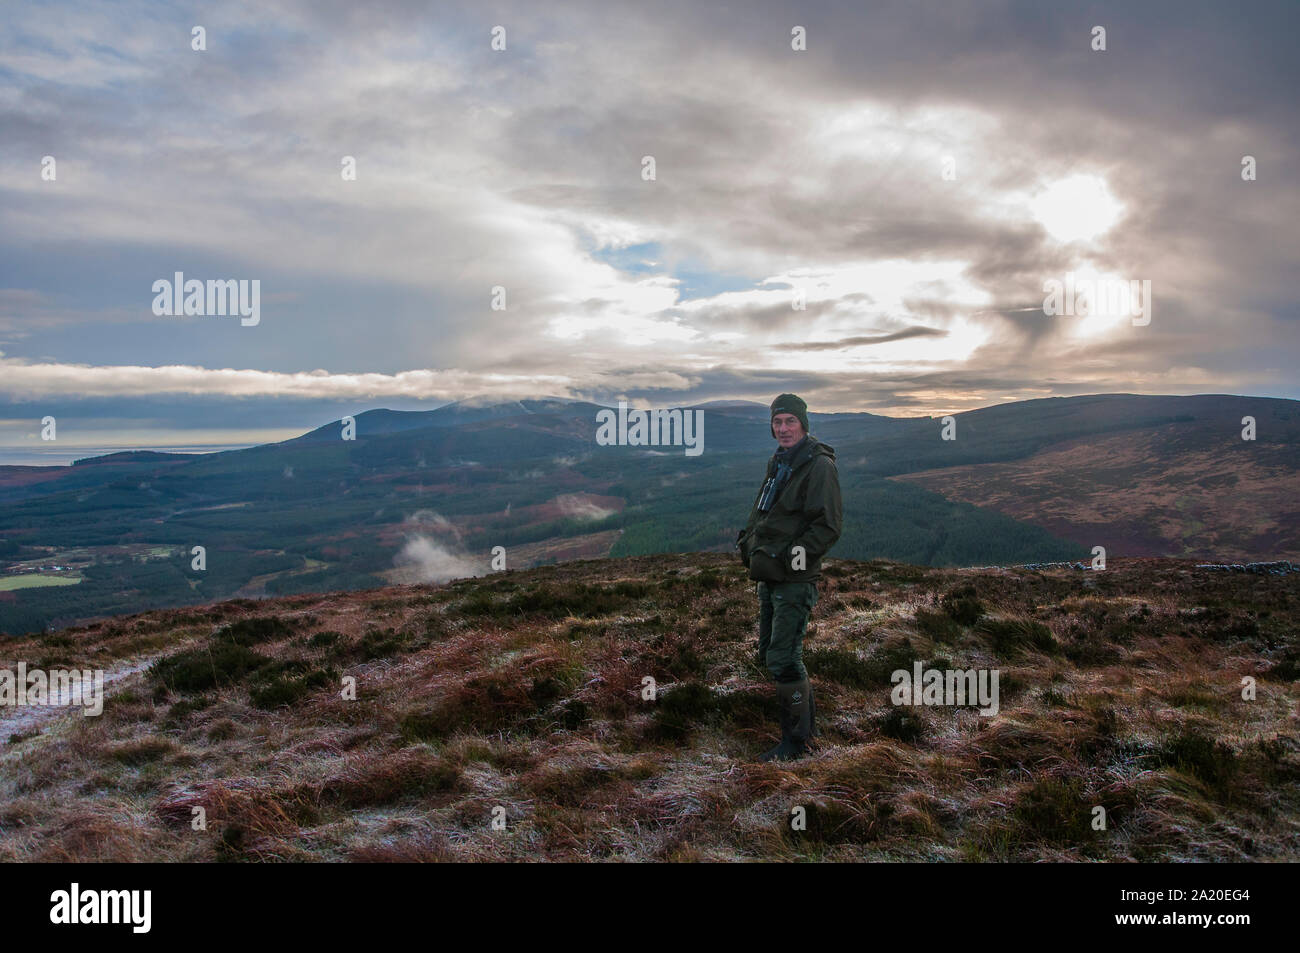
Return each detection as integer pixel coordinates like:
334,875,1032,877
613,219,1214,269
394,536,483,584
394,510,480,582
404,509,463,543
556,494,615,522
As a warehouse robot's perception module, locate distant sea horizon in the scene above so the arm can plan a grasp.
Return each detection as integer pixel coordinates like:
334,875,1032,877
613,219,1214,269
0,444,258,468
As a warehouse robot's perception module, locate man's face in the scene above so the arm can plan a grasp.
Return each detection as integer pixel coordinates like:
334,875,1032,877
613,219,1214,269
773,413,805,449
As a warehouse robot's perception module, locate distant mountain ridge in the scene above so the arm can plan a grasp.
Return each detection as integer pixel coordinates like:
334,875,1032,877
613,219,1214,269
1,392,1296,634
72,450,194,467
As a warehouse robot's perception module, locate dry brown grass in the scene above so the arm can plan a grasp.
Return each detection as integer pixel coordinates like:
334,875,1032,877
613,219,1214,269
1,553,1297,862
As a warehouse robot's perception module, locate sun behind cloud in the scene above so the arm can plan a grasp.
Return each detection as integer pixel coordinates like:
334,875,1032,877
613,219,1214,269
1029,174,1126,243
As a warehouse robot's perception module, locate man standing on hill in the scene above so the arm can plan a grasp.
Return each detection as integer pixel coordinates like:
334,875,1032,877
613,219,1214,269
735,394,842,761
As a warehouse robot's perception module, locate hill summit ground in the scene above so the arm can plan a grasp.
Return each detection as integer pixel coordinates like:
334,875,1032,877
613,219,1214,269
1,553,1297,861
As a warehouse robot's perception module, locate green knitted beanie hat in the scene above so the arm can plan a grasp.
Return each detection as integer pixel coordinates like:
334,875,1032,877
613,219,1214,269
770,393,810,438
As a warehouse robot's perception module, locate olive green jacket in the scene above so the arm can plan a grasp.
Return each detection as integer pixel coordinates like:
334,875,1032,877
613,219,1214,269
735,435,842,583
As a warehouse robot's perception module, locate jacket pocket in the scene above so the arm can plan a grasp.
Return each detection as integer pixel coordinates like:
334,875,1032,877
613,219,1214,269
747,542,789,582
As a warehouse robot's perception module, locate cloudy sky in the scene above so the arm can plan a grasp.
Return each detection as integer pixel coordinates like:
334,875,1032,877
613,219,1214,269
2,0,1297,461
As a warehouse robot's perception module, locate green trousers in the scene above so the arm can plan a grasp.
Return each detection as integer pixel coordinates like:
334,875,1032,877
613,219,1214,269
757,580,818,682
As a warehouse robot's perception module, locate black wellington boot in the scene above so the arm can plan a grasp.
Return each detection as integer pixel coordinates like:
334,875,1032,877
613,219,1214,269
761,678,810,762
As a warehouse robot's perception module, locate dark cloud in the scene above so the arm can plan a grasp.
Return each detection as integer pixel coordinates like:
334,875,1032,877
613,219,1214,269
782,326,949,351
0,0,1295,443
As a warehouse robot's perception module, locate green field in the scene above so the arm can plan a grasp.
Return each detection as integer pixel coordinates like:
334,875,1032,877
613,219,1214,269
0,574,83,591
